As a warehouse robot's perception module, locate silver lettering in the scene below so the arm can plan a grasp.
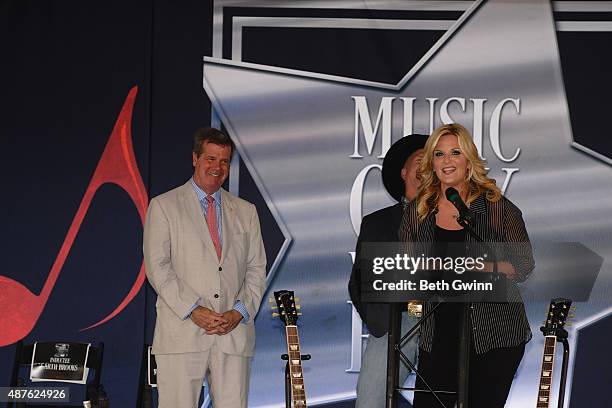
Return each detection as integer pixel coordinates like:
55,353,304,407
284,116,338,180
490,98,521,162
351,96,394,158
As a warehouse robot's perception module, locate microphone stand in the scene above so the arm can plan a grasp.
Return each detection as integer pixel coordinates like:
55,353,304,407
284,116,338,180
386,301,451,408
454,214,499,408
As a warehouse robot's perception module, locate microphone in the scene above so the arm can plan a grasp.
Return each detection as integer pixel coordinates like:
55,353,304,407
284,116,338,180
445,187,474,224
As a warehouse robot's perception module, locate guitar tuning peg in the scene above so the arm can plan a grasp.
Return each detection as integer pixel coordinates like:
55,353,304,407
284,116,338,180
569,314,575,318
297,312,303,316
295,305,302,310
271,306,278,310
268,297,274,303
272,313,280,317
294,297,301,302
565,322,573,327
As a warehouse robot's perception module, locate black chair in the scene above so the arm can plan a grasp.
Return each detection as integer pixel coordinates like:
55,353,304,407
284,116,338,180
8,340,105,408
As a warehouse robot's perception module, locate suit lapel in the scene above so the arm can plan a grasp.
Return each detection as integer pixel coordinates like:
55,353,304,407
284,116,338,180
180,181,219,261
404,203,435,255
418,213,436,256
467,194,496,243
220,189,237,263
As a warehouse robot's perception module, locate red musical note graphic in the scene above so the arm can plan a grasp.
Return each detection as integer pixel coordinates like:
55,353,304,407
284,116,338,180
0,87,148,346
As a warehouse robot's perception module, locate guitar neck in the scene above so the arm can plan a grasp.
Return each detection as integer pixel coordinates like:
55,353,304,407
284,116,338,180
536,335,557,408
286,325,307,407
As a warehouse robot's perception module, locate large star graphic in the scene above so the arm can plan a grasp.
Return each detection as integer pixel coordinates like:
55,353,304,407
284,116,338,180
203,0,611,405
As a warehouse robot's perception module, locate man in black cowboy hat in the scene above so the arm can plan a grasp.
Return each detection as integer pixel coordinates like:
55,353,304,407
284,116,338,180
348,134,428,408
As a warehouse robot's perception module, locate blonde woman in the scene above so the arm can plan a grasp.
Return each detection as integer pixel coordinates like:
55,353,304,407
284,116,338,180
401,123,534,407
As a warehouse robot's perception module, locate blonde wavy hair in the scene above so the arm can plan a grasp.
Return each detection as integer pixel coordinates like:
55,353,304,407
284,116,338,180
417,123,501,221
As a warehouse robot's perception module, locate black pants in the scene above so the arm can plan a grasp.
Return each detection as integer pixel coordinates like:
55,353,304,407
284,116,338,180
413,304,525,408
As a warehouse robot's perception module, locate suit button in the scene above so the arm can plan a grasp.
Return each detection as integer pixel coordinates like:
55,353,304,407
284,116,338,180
214,294,219,299
218,267,222,271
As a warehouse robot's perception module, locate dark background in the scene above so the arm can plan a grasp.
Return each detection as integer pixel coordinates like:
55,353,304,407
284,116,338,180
0,0,213,405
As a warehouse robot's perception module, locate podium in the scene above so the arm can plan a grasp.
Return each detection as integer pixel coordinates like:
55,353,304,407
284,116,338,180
385,300,472,408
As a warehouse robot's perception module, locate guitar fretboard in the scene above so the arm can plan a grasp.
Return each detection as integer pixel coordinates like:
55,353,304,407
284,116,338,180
286,325,307,407
536,335,556,408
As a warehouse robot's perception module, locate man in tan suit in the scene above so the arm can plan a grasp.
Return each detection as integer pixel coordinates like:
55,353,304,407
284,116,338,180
144,127,266,407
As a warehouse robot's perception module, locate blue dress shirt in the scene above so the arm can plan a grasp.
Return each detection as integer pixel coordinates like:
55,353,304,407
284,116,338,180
183,178,249,323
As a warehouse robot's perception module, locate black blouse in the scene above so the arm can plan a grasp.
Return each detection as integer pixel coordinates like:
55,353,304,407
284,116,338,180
400,194,534,354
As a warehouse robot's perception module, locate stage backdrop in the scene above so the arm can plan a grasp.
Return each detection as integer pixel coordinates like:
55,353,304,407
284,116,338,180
1,1,612,407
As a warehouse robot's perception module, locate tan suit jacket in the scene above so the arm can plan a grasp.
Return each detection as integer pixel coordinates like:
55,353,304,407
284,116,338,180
144,181,266,357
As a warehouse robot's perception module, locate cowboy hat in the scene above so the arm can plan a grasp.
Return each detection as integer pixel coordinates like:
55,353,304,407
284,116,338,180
382,134,428,202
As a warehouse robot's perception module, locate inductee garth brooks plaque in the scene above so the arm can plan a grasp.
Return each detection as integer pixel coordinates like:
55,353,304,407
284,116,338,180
30,342,90,384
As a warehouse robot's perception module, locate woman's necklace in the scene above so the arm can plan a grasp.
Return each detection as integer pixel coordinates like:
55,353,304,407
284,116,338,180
434,199,462,229
436,204,459,219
